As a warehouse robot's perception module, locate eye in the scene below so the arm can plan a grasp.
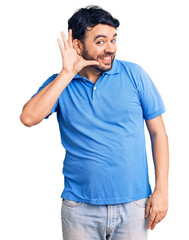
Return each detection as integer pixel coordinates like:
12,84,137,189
111,39,117,43
96,40,104,45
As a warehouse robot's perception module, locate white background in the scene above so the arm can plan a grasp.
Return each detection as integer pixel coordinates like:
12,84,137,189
1,0,188,239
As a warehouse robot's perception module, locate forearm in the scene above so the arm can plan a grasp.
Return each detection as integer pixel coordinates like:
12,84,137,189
151,132,169,192
20,70,75,127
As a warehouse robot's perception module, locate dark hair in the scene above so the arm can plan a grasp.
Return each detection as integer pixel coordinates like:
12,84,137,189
68,5,120,43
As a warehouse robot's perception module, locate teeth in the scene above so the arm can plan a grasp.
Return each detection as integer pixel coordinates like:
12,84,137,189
102,57,111,60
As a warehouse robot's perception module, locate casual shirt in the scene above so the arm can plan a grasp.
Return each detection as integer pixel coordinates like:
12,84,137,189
32,59,166,205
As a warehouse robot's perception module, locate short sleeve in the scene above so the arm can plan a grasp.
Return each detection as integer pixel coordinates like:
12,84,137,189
31,74,59,119
138,68,166,120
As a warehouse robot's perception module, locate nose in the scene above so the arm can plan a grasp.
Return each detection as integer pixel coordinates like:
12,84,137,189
105,42,115,53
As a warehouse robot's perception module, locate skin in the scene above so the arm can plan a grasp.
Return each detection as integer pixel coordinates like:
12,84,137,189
72,24,118,83
20,28,100,126
21,24,169,231
145,116,169,230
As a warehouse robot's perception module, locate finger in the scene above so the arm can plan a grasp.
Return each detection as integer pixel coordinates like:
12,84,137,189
83,60,100,67
61,31,69,50
147,211,157,230
145,201,151,219
153,211,166,226
151,214,160,230
57,38,64,55
68,29,73,48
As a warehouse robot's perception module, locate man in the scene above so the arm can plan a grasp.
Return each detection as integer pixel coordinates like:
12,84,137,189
20,5,169,240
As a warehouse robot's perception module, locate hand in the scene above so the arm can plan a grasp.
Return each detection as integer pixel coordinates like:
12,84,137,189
145,189,168,230
57,29,99,75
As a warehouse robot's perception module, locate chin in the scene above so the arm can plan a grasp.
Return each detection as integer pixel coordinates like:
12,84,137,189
92,65,111,73
94,60,114,72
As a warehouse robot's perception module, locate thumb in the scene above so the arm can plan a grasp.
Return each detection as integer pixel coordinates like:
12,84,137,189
83,60,100,67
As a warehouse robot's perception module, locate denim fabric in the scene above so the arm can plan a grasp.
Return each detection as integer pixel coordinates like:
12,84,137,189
61,197,149,240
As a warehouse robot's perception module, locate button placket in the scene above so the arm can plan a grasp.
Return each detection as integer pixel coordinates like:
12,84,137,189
92,73,105,102
92,85,100,101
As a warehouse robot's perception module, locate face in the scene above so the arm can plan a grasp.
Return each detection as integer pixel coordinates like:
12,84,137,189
81,24,118,72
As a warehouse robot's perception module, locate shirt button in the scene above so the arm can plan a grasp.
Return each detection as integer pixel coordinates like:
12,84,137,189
94,86,96,90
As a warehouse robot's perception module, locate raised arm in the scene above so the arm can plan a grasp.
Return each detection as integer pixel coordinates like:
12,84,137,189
20,29,99,127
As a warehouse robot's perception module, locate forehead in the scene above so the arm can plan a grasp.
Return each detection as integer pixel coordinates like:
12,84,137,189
85,24,117,39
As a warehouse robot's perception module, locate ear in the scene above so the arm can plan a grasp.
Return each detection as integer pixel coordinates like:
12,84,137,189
72,39,83,55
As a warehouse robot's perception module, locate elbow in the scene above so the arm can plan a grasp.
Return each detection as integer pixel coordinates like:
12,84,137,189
150,132,168,141
20,113,34,127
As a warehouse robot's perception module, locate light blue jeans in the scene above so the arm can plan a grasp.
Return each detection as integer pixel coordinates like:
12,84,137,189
61,197,149,240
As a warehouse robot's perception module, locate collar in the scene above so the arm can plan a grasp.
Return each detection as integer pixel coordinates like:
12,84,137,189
104,59,120,75
73,59,120,79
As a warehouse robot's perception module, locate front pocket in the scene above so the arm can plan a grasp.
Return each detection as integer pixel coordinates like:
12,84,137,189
133,197,149,208
62,198,83,207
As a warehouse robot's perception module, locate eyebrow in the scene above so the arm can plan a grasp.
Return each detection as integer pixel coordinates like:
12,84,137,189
94,33,117,41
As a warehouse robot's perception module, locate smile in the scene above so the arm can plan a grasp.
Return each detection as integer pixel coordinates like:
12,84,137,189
99,56,112,64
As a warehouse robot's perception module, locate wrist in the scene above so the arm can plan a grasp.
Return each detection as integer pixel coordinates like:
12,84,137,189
60,69,75,76
154,184,169,193
59,69,75,81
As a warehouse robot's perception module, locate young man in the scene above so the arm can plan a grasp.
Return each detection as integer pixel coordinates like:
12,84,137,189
20,5,169,240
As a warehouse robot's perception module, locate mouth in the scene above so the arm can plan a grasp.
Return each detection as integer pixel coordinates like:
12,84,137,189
98,55,112,64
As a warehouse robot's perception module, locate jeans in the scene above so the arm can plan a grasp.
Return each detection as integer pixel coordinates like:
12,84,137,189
61,197,149,240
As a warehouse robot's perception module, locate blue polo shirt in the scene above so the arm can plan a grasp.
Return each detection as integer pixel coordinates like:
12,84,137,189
32,59,166,205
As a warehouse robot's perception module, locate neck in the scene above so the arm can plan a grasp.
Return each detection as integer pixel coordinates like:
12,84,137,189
78,66,102,84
